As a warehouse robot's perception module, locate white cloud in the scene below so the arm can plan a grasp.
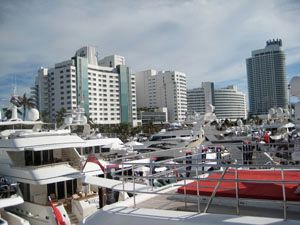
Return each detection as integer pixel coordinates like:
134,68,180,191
0,0,299,98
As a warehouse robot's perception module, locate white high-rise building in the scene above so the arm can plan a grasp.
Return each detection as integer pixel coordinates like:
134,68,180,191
31,67,49,114
187,83,247,119
246,39,288,116
32,46,137,125
187,82,214,115
214,85,247,119
135,70,187,122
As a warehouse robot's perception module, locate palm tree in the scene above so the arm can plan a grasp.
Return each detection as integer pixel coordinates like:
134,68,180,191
2,107,22,120
116,123,132,142
144,121,157,134
130,126,142,137
40,110,50,123
20,93,36,120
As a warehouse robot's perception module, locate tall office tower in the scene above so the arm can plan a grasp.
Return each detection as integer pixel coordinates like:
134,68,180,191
32,46,137,125
246,39,288,116
135,70,187,122
187,82,214,115
187,83,247,119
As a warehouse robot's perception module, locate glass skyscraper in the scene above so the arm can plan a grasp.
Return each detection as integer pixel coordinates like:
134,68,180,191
246,39,288,116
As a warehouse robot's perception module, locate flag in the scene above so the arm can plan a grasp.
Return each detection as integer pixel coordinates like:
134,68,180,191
48,196,67,225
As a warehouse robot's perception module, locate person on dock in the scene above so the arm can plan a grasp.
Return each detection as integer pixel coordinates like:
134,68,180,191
243,140,253,164
185,150,192,177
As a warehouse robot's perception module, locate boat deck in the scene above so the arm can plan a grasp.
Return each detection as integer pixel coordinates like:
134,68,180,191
81,201,300,225
135,187,300,220
79,134,300,225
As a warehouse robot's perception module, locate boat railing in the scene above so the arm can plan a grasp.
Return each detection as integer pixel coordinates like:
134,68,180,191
108,146,300,220
11,161,72,170
111,146,192,163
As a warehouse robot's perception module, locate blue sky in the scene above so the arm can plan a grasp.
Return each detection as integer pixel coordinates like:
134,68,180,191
0,0,300,106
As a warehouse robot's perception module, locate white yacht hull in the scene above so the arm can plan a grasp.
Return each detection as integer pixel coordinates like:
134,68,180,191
8,201,71,225
0,210,30,225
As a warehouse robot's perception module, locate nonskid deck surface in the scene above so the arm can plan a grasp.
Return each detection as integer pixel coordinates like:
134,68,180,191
177,170,300,201
80,205,300,225
135,188,300,220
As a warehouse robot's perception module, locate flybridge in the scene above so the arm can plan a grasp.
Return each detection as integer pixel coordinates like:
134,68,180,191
0,135,85,151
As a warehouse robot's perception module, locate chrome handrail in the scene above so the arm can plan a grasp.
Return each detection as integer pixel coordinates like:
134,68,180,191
108,145,300,220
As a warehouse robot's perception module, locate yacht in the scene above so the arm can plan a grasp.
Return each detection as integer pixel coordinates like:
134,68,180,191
0,105,134,225
133,125,204,158
149,130,194,142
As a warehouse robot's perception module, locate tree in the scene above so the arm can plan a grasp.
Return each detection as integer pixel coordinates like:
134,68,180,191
254,116,262,125
55,107,66,127
130,126,142,137
40,110,50,123
2,107,22,120
20,93,36,120
116,123,132,142
143,121,160,134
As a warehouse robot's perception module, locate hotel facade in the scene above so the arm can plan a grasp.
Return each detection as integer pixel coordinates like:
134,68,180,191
187,82,247,119
135,69,187,122
32,46,137,125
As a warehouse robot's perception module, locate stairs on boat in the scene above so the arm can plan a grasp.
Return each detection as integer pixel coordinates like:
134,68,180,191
61,148,81,170
68,212,79,225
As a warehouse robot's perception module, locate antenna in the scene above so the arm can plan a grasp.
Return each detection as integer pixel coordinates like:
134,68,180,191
11,75,17,96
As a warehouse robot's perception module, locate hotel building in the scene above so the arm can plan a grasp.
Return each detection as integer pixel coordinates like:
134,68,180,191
135,70,187,122
187,82,247,119
32,46,137,125
246,39,288,116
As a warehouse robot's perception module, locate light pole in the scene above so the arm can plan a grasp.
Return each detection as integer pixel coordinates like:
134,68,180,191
288,84,291,119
